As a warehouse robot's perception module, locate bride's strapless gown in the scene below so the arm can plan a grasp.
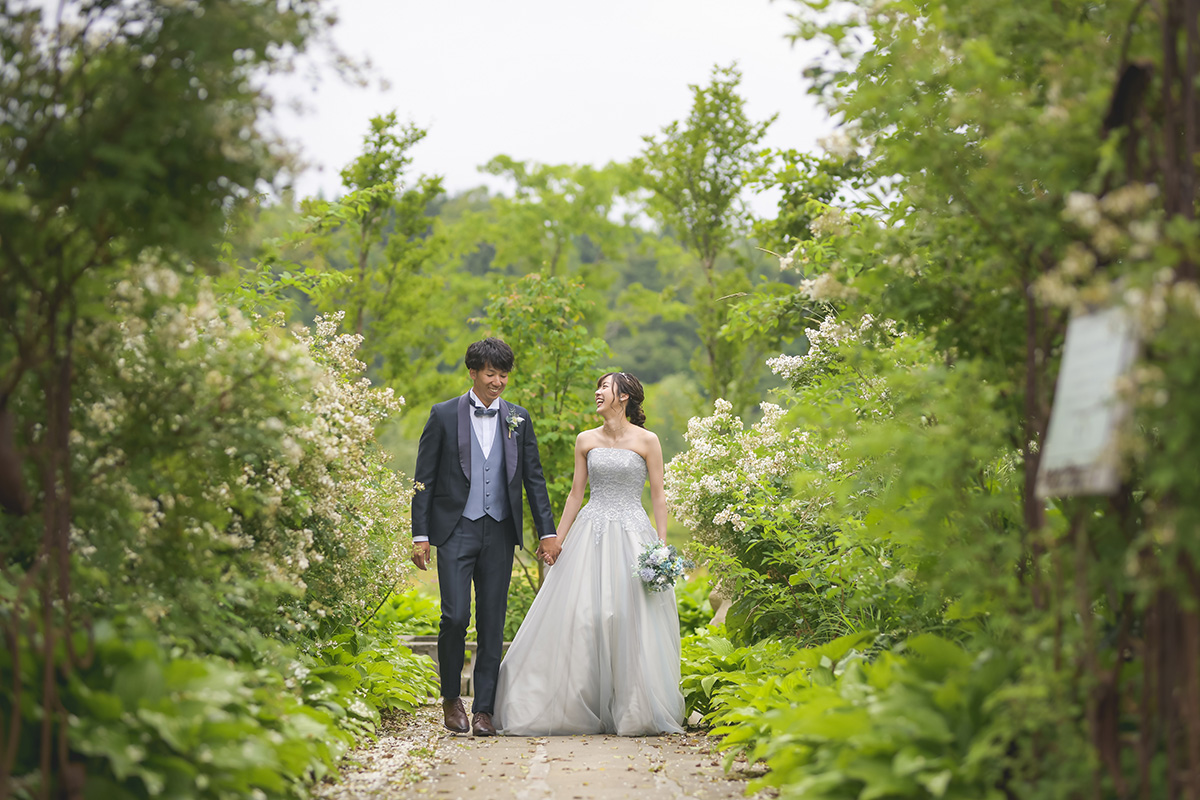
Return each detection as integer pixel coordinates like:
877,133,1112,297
493,448,686,736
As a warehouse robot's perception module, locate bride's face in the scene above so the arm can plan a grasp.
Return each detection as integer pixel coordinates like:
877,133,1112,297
592,376,619,412
595,376,626,414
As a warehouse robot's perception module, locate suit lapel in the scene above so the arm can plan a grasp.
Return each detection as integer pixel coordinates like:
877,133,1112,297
456,394,471,479
500,398,518,484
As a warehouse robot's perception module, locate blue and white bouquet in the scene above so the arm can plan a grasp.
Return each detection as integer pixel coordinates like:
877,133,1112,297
633,542,693,592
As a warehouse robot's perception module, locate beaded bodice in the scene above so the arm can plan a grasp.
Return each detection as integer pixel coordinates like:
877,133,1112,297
582,448,649,524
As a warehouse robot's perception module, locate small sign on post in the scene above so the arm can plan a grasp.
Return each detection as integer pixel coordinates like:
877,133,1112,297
1035,307,1138,498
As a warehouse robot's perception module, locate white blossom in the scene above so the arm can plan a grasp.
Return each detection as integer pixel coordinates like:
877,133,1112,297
1063,192,1101,229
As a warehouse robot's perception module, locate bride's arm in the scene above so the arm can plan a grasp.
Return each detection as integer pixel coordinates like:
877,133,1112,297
645,433,669,543
555,434,591,539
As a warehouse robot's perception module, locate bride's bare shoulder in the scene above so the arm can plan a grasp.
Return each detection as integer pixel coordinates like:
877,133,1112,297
635,427,660,446
576,428,604,451
629,427,661,460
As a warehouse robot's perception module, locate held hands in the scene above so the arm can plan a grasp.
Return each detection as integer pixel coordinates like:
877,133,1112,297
411,541,431,571
536,535,563,566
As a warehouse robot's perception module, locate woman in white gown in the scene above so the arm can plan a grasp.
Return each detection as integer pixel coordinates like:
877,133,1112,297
493,372,686,736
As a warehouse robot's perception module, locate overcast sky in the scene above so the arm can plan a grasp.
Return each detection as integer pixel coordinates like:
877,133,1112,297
271,0,835,205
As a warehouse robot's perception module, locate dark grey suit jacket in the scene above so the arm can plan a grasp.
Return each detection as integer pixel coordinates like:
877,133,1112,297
411,394,556,549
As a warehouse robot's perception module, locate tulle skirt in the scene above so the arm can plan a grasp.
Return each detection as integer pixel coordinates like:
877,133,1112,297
493,511,685,736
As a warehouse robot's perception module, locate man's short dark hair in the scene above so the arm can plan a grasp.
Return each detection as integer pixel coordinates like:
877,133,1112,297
465,337,515,372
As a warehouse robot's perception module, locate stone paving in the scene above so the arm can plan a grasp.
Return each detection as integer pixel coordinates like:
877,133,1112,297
317,703,769,800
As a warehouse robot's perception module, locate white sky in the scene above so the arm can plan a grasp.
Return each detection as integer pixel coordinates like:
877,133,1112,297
272,0,835,206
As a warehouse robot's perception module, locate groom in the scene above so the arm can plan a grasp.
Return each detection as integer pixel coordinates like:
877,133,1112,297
411,337,560,736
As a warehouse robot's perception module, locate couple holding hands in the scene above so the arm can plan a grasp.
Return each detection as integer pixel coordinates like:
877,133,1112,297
411,338,685,737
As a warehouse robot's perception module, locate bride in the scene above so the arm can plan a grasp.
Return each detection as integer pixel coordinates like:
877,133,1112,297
492,372,686,736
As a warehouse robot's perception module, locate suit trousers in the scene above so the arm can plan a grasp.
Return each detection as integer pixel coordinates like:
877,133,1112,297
436,514,515,714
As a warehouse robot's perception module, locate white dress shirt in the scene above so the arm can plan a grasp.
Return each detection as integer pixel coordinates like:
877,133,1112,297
468,389,500,458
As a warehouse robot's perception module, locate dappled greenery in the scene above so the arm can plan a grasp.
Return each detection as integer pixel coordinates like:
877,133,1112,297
4,0,1198,797
0,3,437,797
665,0,1200,798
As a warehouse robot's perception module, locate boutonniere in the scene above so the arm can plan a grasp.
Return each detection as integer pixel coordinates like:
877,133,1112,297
506,410,524,439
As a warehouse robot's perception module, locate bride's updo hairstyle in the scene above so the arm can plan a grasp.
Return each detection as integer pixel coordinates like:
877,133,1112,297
598,372,646,428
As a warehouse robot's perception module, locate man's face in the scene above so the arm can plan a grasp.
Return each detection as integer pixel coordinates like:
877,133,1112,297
469,364,509,405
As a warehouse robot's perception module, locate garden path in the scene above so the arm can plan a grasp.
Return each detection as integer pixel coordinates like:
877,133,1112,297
317,703,765,800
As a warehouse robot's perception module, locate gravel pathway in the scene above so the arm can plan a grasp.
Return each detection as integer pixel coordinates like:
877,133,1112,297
317,703,770,800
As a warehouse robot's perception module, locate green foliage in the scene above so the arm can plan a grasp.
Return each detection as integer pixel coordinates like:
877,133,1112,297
636,64,775,272
481,273,611,530
674,571,714,638
635,63,785,411
707,635,1017,800
1,573,433,800
679,633,795,720
751,148,869,252
372,588,441,637
0,0,325,279
0,4,443,797
288,113,468,418
306,113,442,333
309,628,438,715
505,559,539,641
2,616,353,800
479,156,638,284
217,237,353,320
666,1,1200,798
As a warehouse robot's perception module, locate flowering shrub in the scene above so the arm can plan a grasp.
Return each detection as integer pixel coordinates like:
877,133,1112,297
285,314,412,629
666,309,943,645
766,313,898,400
666,397,868,643
666,398,818,554
65,269,412,646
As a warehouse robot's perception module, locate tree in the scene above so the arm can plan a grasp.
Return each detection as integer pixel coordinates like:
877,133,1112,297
0,1,332,792
634,64,777,409
481,274,610,583
293,113,471,415
304,113,443,334
773,0,1200,795
480,156,638,284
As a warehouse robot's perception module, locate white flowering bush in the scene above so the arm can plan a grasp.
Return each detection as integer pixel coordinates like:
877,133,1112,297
666,397,873,643
281,314,412,629
667,399,820,553
769,198,864,305
667,310,945,644
66,270,412,646
1034,183,1167,315
767,312,899,400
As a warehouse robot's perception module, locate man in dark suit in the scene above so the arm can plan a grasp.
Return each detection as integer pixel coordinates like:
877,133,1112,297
411,337,560,736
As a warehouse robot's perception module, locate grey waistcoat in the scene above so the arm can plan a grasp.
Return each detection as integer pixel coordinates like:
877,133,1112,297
463,421,510,522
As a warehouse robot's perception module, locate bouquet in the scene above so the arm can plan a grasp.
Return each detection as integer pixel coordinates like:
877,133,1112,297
633,541,693,592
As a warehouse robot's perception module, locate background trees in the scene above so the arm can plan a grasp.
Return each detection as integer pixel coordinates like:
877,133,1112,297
0,4,435,797
298,113,464,417
8,0,1195,795
665,1,1200,798
635,64,783,412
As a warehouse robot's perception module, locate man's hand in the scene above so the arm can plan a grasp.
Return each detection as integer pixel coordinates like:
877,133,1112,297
412,541,431,571
536,535,563,566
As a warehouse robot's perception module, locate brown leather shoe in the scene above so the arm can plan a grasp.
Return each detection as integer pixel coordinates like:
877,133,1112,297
471,711,496,736
442,697,469,733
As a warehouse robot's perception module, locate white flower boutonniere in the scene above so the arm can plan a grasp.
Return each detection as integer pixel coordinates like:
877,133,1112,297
506,410,524,439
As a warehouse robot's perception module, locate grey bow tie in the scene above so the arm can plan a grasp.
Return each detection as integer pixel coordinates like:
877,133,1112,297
472,404,498,418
